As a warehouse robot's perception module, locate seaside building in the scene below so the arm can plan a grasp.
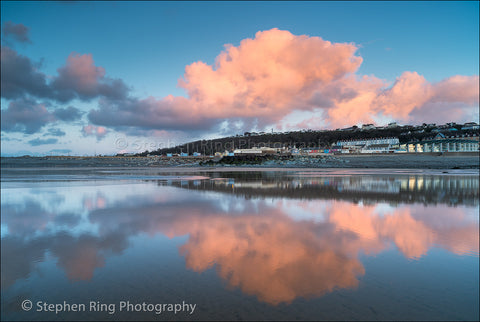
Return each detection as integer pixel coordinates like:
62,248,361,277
301,147,329,155
405,138,478,153
360,144,391,153
361,124,376,130
335,137,399,153
223,151,235,156
233,148,263,155
336,137,400,147
233,147,281,155
461,122,479,130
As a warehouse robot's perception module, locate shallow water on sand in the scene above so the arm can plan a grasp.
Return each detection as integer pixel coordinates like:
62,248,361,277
1,169,479,321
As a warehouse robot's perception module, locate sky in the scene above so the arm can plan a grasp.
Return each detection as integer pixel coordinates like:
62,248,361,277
1,1,479,156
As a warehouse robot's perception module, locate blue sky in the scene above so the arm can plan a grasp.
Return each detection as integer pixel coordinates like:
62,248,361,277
1,1,479,156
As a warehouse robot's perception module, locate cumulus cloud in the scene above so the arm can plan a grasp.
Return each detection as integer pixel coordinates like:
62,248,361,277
1,98,54,134
52,106,83,122
0,136,22,142
1,98,83,134
1,47,130,103
82,124,108,140
432,75,479,104
405,75,480,124
2,27,478,137
28,137,58,146
366,72,479,125
51,53,130,102
88,28,366,131
2,21,31,44
45,128,66,137
88,96,217,131
179,29,362,121
88,28,478,133
295,72,479,129
1,46,51,100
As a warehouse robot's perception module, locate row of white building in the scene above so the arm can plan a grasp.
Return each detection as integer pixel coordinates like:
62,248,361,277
163,133,479,157
332,136,479,154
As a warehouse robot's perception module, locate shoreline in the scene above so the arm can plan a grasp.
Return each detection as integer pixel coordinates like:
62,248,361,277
1,154,479,170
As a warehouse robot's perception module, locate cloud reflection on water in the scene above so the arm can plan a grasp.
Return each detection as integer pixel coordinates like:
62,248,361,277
1,174,478,305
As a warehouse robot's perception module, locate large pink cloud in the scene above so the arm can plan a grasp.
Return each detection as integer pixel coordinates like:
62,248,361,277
179,29,362,120
372,71,433,120
88,28,366,131
312,72,479,128
176,29,477,129
51,52,129,102
55,53,106,96
365,72,479,126
88,28,478,133
432,75,479,104
3,26,476,135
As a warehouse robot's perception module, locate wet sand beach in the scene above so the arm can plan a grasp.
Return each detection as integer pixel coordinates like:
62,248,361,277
1,166,479,321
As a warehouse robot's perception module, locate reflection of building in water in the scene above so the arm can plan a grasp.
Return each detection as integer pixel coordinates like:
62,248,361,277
230,182,278,189
335,177,401,194
163,174,479,207
401,175,479,192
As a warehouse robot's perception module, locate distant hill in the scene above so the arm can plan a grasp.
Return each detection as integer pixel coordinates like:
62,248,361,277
135,123,479,156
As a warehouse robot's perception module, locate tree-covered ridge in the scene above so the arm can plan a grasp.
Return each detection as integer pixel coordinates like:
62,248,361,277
137,123,479,156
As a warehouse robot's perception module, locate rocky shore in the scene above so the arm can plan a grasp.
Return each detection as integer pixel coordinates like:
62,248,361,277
200,155,350,167
0,156,203,168
200,154,479,169
1,153,479,169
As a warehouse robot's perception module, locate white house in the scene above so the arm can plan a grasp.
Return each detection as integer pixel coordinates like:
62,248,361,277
461,122,479,130
335,137,400,154
336,137,399,147
361,124,376,130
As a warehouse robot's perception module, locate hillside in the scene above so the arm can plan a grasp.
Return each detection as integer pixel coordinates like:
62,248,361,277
136,123,479,156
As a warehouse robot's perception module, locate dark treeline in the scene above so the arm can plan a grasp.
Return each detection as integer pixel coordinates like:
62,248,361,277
138,124,478,156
